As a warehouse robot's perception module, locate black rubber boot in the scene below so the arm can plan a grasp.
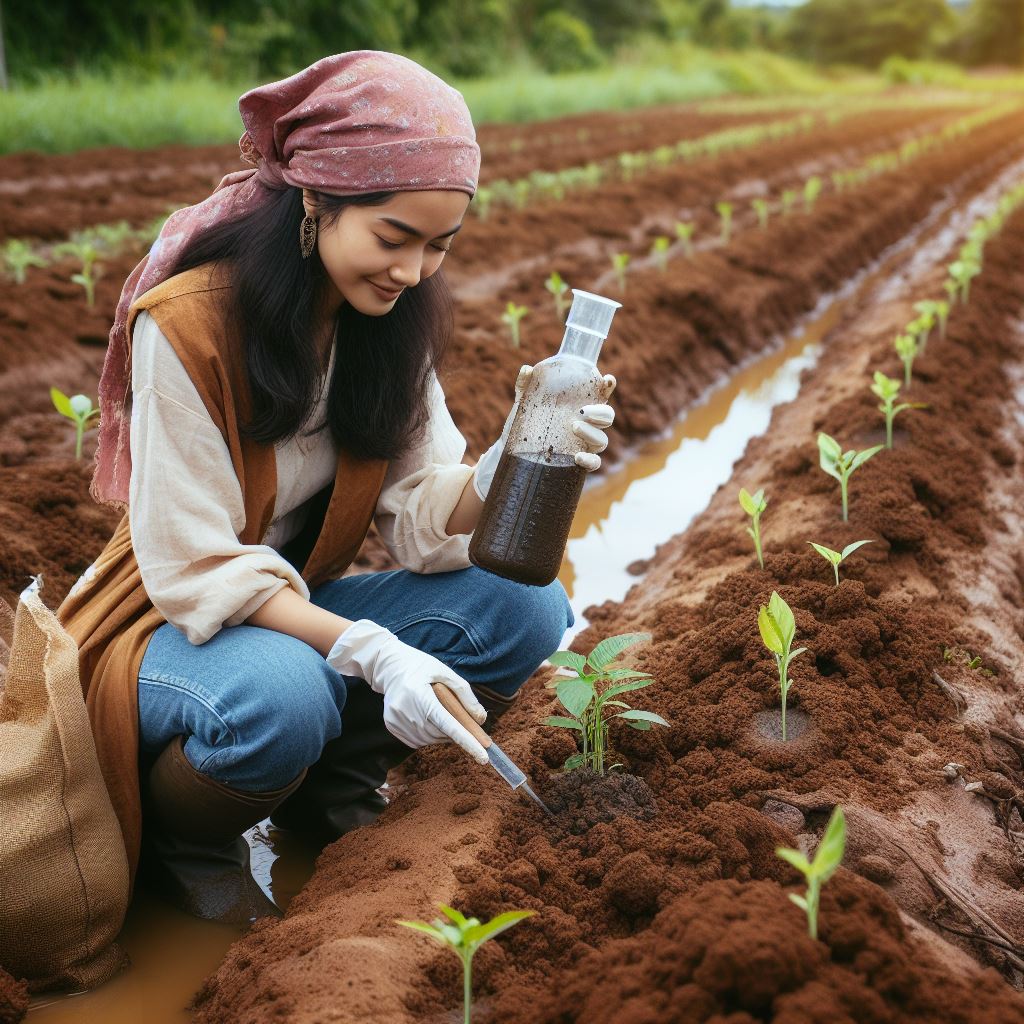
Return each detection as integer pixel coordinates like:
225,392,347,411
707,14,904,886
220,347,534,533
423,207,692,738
138,736,306,925
270,681,519,844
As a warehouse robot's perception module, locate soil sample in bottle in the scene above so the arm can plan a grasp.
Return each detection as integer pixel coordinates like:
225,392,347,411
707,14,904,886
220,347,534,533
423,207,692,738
470,288,621,587
469,449,587,586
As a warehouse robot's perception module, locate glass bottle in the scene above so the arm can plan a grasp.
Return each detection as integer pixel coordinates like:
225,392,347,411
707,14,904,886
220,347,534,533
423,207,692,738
469,289,621,586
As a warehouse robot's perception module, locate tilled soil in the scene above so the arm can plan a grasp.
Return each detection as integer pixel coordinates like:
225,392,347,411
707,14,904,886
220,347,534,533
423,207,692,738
187,139,1024,1020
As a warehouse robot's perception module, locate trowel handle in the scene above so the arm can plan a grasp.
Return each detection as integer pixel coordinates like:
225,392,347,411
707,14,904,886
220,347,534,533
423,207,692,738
431,682,492,748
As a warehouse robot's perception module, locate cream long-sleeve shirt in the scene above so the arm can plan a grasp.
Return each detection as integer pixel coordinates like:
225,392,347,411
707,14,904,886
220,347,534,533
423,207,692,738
127,309,475,645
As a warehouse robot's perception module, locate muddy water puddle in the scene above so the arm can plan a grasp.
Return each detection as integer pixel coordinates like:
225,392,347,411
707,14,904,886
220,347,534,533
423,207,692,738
27,150,1021,1023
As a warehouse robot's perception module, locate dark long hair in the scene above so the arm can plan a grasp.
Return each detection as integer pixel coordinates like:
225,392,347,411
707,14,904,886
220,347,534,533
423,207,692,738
167,185,454,462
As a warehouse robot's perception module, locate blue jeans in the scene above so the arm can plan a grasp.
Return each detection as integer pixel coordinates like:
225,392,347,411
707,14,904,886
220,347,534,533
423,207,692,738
137,565,573,792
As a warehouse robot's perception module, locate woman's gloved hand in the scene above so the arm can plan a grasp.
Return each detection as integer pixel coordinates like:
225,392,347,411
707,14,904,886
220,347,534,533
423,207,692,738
472,365,618,500
326,619,489,764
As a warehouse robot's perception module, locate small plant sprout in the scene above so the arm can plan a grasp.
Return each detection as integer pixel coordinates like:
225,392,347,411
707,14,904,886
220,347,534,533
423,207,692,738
893,332,918,389
817,433,883,522
948,258,980,303
715,201,734,244
397,905,535,1024
739,487,768,569
942,278,959,305
611,251,630,293
501,302,528,348
50,387,100,460
803,175,822,213
674,220,695,258
757,591,807,742
808,540,873,586
912,300,941,350
781,188,797,216
544,632,667,775
776,805,846,940
651,236,670,272
870,371,926,448
935,298,950,340
545,272,570,319
751,197,770,229
2,239,47,284
474,185,494,220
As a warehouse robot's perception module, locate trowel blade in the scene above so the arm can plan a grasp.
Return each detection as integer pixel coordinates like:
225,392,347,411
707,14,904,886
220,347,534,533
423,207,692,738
486,743,555,817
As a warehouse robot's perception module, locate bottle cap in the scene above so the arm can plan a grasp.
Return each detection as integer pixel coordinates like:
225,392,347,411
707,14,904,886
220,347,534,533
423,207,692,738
559,289,621,364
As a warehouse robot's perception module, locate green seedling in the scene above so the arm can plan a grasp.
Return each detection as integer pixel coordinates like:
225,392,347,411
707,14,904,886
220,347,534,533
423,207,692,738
474,186,494,220
751,198,770,229
545,272,570,319
913,299,941,347
50,387,100,460
651,236,670,272
803,175,822,213
781,188,797,216
870,371,926,448
397,905,535,1024
817,433,883,522
757,591,806,742
808,540,873,587
2,239,47,284
942,645,994,675
739,487,768,569
715,201,734,244
501,302,528,349
942,278,959,305
893,332,918,389
776,805,846,940
544,632,667,775
948,258,980,303
674,220,695,258
72,261,102,308
935,299,949,340
907,310,934,354
611,251,630,294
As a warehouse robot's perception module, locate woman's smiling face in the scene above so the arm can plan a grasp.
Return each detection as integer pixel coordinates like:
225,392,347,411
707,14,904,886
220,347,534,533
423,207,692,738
303,188,470,315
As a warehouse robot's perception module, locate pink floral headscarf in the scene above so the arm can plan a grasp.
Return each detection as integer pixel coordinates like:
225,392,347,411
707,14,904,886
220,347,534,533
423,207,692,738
91,50,480,511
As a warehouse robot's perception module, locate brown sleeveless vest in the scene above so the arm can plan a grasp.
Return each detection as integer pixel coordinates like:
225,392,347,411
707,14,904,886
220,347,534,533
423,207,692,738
56,264,389,886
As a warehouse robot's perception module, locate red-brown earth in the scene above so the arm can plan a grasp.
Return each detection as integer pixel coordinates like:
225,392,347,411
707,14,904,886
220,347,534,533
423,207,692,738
3,96,1024,1020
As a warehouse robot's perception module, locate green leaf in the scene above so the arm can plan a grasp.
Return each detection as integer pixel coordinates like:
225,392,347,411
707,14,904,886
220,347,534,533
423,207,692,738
557,677,595,718
840,540,873,560
603,679,654,699
789,646,808,661
810,806,846,882
563,752,587,771
739,487,757,516
776,846,811,877
438,904,471,929
817,433,842,479
614,709,669,726
850,445,883,471
543,715,584,731
788,893,809,912
548,650,587,674
625,719,652,730
587,632,652,672
463,910,536,950
808,542,840,565
50,386,74,419
396,920,449,945
768,591,795,647
602,669,652,681
758,604,784,656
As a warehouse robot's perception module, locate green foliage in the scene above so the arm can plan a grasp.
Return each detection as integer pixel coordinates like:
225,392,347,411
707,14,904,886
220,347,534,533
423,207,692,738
50,387,100,460
531,11,603,74
781,188,797,216
544,632,667,775
817,433,883,522
893,332,918,389
739,487,768,569
757,591,807,742
545,272,570,319
751,197,770,229
807,539,873,586
674,220,696,258
803,175,822,213
776,806,846,940
870,371,926,448
651,236,670,272
611,251,630,293
715,200,734,244
500,302,528,348
397,905,535,1024
2,240,47,284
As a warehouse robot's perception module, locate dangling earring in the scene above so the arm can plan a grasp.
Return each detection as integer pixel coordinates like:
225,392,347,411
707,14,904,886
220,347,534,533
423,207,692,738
299,214,319,259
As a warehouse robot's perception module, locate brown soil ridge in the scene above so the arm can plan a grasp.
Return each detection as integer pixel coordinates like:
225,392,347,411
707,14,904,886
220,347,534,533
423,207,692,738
190,166,1024,1021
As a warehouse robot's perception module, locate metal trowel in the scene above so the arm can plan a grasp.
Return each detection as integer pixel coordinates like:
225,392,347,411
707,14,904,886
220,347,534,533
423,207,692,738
431,683,555,816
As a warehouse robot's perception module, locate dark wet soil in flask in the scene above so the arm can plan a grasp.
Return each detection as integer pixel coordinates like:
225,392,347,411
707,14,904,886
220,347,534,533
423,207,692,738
470,450,586,586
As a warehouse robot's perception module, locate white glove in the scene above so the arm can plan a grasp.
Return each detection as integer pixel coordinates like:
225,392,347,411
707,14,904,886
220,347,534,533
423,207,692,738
472,367,619,499
326,619,489,764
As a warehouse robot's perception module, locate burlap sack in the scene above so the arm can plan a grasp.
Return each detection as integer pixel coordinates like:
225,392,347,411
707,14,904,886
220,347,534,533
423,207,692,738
0,575,129,991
